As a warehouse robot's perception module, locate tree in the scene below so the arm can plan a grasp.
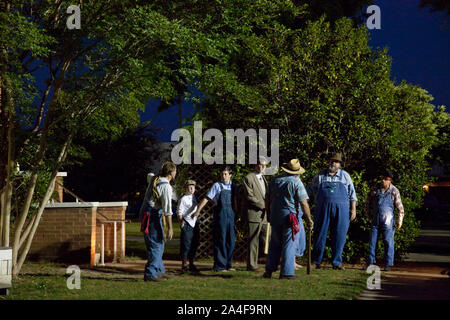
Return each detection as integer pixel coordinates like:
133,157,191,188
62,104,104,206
0,1,241,275
195,15,442,262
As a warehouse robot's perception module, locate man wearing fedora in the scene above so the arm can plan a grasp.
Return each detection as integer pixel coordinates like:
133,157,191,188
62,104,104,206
367,169,404,271
263,159,314,280
243,156,269,271
307,153,357,270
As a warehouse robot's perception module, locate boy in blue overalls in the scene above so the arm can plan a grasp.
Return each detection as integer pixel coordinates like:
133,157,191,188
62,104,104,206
367,170,404,271
193,166,237,272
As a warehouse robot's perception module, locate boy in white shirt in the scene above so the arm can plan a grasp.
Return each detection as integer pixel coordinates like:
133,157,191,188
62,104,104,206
178,180,199,272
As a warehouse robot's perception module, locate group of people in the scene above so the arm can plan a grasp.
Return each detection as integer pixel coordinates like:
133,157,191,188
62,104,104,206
139,153,405,282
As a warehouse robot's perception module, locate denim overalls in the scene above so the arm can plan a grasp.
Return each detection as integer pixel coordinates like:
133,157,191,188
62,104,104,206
213,183,236,271
312,175,350,267
368,187,395,266
144,180,168,280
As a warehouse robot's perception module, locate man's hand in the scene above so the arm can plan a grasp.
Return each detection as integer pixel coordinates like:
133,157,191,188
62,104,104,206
307,218,314,230
168,227,173,240
397,218,403,230
180,219,185,229
350,209,356,221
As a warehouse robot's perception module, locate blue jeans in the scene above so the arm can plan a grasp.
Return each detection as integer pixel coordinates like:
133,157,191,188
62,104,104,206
180,223,199,263
265,221,295,276
368,224,395,266
144,209,165,279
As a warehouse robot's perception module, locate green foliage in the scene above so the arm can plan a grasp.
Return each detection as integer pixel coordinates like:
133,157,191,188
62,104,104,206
195,13,441,262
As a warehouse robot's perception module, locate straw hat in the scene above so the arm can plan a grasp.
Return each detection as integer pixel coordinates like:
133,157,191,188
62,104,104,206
280,159,305,175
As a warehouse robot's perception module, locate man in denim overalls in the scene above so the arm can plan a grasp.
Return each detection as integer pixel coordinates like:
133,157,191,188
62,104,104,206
194,166,237,272
139,162,176,281
263,159,313,280
307,153,357,270
367,170,404,271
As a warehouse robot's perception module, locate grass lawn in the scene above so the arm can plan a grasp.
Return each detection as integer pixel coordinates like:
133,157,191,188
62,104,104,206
1,262,367,300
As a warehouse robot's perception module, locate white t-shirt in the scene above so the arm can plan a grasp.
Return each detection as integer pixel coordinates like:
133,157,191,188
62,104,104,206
177,194,198,227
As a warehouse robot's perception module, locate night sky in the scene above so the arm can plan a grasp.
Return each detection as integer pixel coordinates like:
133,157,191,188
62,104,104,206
140,0,449,142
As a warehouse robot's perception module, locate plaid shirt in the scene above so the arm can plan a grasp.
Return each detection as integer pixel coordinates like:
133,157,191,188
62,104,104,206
369,183,404,220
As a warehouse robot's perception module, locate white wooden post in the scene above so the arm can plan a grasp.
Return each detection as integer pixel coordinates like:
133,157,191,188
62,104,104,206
113,221,117,262
101,224,105,266
121,221,125,260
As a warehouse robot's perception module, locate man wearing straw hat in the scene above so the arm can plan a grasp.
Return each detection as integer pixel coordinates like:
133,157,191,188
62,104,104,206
263,159,314,280
307,153,357,270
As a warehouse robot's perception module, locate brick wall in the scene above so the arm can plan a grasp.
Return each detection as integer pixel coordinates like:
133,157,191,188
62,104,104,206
28,202,127,265
28,206,96,265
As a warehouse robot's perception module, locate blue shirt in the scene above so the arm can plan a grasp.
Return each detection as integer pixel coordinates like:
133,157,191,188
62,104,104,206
307,169,358,202
206,181,235,205
269,175,309,225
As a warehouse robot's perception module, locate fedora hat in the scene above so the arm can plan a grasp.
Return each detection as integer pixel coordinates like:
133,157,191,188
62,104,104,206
281,159,306,175
329,153,343,163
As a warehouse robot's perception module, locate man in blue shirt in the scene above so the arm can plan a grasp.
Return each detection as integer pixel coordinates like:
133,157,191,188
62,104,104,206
263,159,314,280
307,153,357,270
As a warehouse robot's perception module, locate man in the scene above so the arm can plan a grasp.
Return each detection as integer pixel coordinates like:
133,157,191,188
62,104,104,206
139,161,176,281
307,153,357,270
263,159,314,280
243,156,269,271
367,169,404,271
193,166,238,272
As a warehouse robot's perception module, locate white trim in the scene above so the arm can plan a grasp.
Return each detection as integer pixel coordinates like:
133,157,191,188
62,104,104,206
98,202,128,207
45,202,99,208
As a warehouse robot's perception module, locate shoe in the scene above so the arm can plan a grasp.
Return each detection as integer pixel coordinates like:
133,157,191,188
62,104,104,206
315,264,322,269
384,266,392,272
332,265,345,270
189,264,199,273
294,263,303,270
159,273,174,279
144,275,164,282
227,268,236,271
263,272,272,278
279,275,299,280
247,267,263,272
213,269,228,272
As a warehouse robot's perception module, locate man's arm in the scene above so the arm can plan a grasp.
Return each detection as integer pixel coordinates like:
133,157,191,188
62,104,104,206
393,188,405,229
299,200,314,230
160,183,174,240
345,172,358,221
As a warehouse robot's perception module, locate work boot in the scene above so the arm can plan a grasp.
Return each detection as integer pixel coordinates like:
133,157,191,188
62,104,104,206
332,265,345,270
279,275,299,280
189,264,199,273
315,264,322,269
263,271,272,278
144,275,165,282
384,266,392,272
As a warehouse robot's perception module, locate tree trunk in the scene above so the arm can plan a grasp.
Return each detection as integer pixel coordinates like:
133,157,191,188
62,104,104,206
13,136,71,275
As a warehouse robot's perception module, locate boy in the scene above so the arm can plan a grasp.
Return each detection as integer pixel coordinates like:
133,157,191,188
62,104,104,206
194,166,238,272
178,180,200,272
